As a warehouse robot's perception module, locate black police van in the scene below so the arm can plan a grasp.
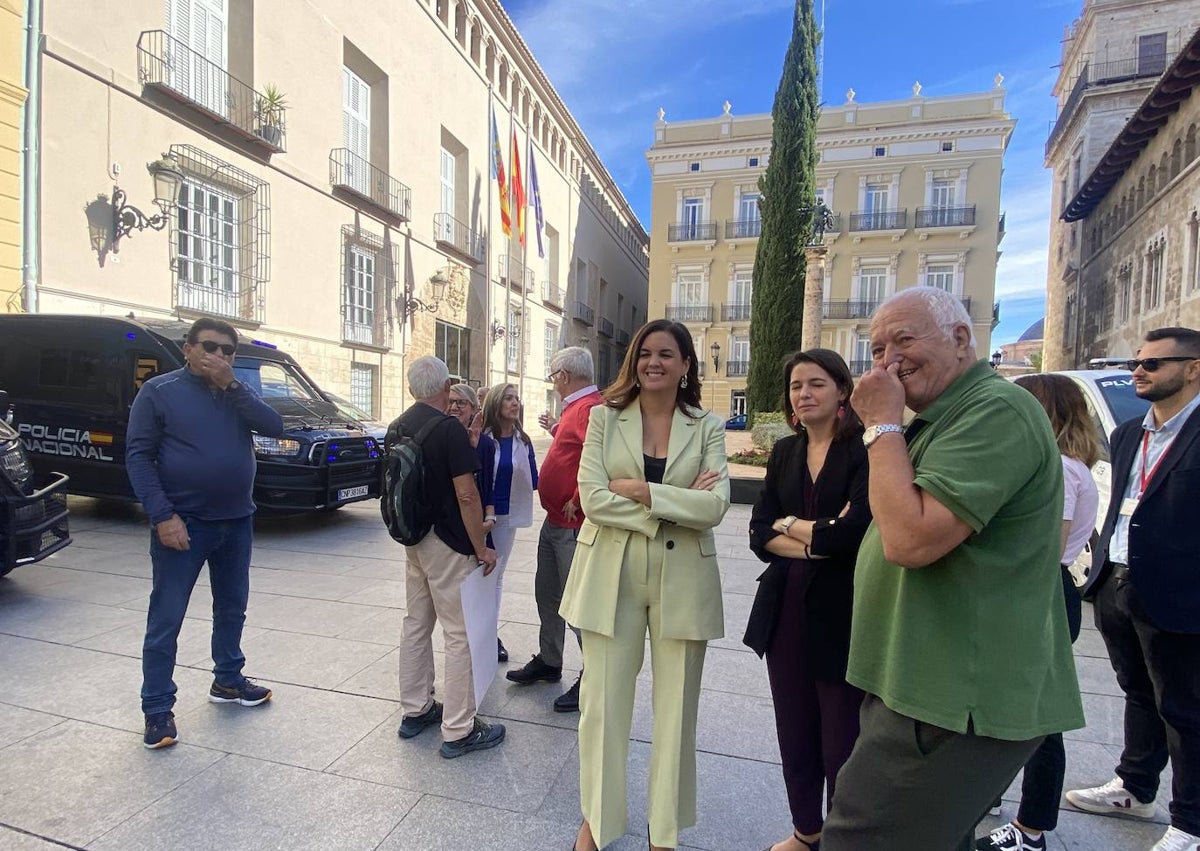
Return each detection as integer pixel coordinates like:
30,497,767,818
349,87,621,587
0,314,382,513
0,391,71,575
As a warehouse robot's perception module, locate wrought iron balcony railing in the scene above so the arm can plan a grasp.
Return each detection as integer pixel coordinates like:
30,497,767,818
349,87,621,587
137,30,286,153
915,205,976,228
342,316,392,349
725,219,762,239
849,210,907,231
573,301,595,325
329,149,411,222
668,222,718,242
726,360,750,377
665,304,714,323
500,254,535,292
541,280,564,309
175,279,264,323
823,300,881,320
721,303,752,321
433,213,484,263
599,317,614,338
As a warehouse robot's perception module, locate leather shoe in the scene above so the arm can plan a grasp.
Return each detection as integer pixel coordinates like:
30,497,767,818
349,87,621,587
553,673,581,712
497,638,509,663
506,654,562,684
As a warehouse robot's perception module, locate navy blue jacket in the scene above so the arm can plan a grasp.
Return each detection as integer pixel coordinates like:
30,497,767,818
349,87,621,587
126,367,284,524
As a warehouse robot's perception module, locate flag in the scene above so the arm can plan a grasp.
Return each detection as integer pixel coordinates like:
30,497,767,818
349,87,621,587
511,129,526,246
529,142,545,259
491,108,511,237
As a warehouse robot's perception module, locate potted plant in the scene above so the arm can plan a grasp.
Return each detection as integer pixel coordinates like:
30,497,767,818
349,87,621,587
255,84,287,146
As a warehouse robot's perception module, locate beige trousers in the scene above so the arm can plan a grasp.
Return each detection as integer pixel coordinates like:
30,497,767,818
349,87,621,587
399,532,477,741
578,536,708,849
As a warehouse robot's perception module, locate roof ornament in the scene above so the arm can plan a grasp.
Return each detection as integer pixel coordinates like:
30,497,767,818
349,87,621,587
722,100,732,116
845,87,856,104
994,73,1005,88
912,81,922,97
657,106,665,122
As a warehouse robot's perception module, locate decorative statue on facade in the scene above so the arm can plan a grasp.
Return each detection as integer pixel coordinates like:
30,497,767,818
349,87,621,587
810,201,835,242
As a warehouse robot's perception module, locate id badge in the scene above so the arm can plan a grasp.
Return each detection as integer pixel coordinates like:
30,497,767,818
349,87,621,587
1119,497,1139,517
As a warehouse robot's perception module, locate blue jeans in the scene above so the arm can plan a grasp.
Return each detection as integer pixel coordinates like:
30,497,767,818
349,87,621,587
141,515,253,715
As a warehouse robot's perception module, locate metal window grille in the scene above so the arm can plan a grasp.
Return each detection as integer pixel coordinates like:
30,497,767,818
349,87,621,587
339,225,397,348
350,364,376,417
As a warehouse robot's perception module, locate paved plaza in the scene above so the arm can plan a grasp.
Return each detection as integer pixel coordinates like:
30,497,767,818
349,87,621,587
0,486,1177,850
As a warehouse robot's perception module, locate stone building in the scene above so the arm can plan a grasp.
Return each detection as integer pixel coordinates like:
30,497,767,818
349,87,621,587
1,0,27,311
1059,25,1200,362
645,87,1012,418
22,0,647,419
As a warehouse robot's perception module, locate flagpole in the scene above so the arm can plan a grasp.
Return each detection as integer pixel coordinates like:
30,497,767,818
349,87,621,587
484,85,494,385
519,130,531,408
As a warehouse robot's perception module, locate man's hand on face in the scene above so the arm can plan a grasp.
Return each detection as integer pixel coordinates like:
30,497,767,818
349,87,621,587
851,362,907,427
202,355,236,390
156,514,190,551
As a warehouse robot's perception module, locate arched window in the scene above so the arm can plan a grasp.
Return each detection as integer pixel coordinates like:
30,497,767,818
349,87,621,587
1149,164,1158,197
498,59,509,98
522,90,530,126
1172,138,1183,178
1187,124,1198,163
436,0,449,26
510,76,520,109
1136,176,1145,209
485,40,495,82
532,106,541,140
1160,152,1170,187
454,2,467,46
469,19,482,64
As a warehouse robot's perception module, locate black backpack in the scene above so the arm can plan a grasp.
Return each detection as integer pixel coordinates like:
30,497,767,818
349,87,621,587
380,414,445,546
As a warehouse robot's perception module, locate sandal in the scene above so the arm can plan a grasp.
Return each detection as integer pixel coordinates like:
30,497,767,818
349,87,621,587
762,831,819,851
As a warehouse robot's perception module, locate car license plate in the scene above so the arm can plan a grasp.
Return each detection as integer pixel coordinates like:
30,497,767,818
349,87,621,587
336,485,369,501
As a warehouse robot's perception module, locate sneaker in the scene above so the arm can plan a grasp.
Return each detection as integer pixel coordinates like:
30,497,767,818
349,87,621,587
143,711,177,749
988,804,1003,817
208,677,273,707
553,673,581,713
398,700,443,739
440,717,506,759
1152,827,1200,851
505,654,562,685
497,638,509,663
1065,777,1155,819
975,823,1045,850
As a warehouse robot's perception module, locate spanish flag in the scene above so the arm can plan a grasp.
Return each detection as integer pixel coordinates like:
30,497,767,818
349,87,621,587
511,129,526,246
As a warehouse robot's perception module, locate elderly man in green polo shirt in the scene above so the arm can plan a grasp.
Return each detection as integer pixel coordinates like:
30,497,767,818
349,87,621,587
820,287,1084,851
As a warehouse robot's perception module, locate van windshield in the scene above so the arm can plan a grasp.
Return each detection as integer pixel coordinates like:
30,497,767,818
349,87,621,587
1093,374,1151,426
233,359,321,401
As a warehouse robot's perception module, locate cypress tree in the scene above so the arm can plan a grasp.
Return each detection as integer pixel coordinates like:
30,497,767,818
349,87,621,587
747,0,820,419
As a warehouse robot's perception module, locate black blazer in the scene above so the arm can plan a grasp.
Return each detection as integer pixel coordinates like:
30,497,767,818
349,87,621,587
1084,406,1200,633
743,431,871,679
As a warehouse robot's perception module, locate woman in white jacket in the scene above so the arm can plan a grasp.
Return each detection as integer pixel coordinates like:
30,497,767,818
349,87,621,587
481,383,538,663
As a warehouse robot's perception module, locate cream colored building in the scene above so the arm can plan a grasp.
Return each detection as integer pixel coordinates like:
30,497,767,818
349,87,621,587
645,87,1013,418
27,0,647,419
1,0,27,312
1059,24,1200,361
1042,0,1197,370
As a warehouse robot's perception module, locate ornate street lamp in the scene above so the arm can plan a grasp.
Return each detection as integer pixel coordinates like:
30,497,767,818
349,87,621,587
710,341,721,373
110,154,184,253
990,349,1003,369
400,272,449,318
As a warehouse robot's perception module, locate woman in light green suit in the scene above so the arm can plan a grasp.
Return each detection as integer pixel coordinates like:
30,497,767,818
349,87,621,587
562,319,731,851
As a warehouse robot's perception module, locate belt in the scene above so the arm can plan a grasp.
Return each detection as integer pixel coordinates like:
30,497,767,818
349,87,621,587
1110,562,1130,581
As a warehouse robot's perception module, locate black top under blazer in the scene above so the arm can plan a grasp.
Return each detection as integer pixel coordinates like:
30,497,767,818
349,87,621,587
744,431,872,679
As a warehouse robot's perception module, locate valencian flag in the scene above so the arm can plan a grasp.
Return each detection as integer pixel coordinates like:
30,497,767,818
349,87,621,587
511,128,526,246
529,142,545,259
491,107,511,237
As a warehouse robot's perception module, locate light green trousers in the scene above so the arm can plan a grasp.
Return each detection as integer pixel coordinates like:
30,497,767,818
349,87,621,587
577,538,708,849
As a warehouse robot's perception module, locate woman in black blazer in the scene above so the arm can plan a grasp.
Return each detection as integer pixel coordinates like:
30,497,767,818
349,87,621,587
745,349,872,851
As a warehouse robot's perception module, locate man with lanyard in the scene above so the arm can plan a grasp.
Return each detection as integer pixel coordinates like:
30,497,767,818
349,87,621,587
1069,327,1200,851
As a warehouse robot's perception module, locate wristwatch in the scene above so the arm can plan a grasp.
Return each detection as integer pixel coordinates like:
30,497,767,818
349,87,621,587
862,423,904,447
225,379,242,393
779,515,798,535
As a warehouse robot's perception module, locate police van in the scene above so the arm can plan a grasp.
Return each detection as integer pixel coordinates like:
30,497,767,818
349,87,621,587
0,314,382,513
0,393,71,575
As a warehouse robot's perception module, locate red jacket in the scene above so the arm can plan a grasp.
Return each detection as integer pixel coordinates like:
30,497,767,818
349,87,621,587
538,389,604,528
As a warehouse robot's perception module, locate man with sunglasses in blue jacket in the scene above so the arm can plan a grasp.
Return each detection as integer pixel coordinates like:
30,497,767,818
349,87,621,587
127,317,284,750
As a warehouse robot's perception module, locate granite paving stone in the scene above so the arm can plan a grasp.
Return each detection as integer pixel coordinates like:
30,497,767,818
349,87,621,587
0,702,65,749
0,825,75,849
226,628,393,690
246,593,391,637
0,592,146,644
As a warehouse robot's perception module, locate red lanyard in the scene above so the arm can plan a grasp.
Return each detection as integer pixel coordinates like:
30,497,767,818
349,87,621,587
1139,430,1174,495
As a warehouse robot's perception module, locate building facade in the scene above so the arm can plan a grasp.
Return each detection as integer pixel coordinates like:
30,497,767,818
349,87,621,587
645,87,1012,418
1,0,27,312
27,0,647,419
1042,0,1197,370
1059,26,1200,362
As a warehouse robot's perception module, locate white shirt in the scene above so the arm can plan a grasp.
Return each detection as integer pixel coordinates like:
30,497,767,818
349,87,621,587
1110,390,1200,563
1061,455,1100,565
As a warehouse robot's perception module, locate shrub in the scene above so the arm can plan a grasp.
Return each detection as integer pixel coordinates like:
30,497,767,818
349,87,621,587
751,411,791,452
728,450,770,468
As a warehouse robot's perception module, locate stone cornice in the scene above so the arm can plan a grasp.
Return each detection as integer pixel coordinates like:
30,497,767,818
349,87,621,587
0,78,28,108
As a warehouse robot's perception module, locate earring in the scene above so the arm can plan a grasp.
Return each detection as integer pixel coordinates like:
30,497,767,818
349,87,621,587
790,412,799,427
680,376,688,389
837,402,847,420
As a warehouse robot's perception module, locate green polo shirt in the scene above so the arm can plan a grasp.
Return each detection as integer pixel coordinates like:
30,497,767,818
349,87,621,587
848,360,1084,740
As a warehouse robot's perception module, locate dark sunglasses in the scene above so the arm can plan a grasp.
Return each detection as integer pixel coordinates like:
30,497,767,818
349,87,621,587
197,340,237,356
1123,356,1198,373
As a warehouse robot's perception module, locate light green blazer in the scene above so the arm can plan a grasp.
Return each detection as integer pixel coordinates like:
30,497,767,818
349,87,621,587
560,402,731,641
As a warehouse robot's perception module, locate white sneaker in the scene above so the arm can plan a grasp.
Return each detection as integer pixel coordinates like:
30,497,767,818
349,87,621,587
1151,827,1200,851
1065,776,1156,819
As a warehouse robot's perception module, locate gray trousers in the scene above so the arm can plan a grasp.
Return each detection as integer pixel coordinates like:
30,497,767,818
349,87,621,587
822,694,1043,851
536,520,582,668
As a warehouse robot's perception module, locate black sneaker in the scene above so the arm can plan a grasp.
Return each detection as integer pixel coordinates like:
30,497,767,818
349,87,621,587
439,717,506,759
505,654,562,685
143,711,177,749
976,823,1046,851
398,700,443,739
497,638,509,663
209,677,272,706
553,673,581,713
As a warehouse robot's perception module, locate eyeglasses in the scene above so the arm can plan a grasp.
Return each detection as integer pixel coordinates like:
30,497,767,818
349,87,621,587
546,369,565,382
447,398,473,409
1122,356,1198,373
197,340,236,356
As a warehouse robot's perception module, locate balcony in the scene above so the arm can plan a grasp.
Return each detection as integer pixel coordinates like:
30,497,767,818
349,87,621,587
725,219,762,240
849,360,873,376
137,30,286,153
726,360,750,377
849,210,907,232
915,205,976,229
668,222,718,243
175,279,264,324
998,212,1007,244
541,280,564,310
617,328,631,346
342,315,392,349
599,317,614,338
573,301,594,326
329,149,410,222
721,302,752,321
665,304,715,323
500,254,535,293
823,300,880,320
433,213,484,264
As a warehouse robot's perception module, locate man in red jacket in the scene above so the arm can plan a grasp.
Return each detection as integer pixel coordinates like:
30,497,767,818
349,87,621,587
506,346,603,712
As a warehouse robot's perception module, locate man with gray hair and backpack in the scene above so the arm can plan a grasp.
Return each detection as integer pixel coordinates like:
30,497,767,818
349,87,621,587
385,356,503,758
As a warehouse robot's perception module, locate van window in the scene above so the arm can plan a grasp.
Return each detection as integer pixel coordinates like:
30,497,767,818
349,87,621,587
233,359,320,401
39,348,102,390
133,355,162,390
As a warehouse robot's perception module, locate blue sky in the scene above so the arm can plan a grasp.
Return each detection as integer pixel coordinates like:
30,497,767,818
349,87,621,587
505,0,1081,346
